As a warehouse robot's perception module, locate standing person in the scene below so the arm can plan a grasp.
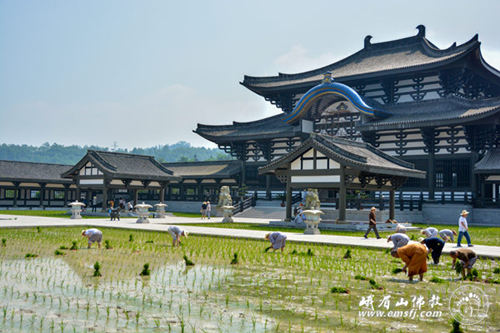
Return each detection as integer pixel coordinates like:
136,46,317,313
206,201,211,220
92,196,97,212
439,229,457,242
200,201,207,220
421,227,438,238
392,243,428,281
167,225,188,247
421,237,445,264
81,229,102,249
457,210,473,247
450,248,477,279
387,233,410,250
264,232,287,252
364,207,381,239
294,203,305,224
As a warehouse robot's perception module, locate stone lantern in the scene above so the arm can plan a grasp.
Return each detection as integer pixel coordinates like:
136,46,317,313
68,201,85,219
135,202,152,223
154,203,167,218
302,188,324,235
217,186,234,223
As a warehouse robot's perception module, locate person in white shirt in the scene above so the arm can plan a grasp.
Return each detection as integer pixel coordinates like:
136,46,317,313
387,233,410,250
206,201,212,219
81,229,102,249
168,226,188,247
421,227,438,238
457,210,473,247
438,229,457,242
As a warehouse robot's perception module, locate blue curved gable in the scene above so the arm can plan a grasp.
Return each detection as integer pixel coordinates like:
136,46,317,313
282,76,387,124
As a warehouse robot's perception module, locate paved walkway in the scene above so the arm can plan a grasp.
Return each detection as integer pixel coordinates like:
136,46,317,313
1,214,499,258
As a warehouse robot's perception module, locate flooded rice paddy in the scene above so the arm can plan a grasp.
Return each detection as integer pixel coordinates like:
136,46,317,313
0,227,498,332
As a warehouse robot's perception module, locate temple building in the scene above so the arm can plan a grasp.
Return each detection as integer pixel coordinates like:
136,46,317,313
195,25,500,208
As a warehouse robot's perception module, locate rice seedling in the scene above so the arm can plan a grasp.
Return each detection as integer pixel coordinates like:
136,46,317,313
391,267,403,274
69,241,78,251
494,267,500,274
343,249,351,259
230,253,238,265
1,238,5,247
129,234,134,242
104,240,112,250
54,249,64,256
183,255,194,266
450,318,464,333
429,276,444,283
368,279,383,290
25,253,38,258
330,287,349,294
354,275,368,280
93,261,102,277
140,263,151,276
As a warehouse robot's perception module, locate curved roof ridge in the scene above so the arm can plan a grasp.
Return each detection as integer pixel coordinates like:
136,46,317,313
195,114,289,131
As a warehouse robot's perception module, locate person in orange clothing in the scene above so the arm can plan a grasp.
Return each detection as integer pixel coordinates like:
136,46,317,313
391,242,428,281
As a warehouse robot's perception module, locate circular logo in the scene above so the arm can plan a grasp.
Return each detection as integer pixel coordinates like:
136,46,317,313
449,285,489,325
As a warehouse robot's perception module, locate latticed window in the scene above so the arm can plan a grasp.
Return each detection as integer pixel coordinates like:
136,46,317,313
435,158,470,188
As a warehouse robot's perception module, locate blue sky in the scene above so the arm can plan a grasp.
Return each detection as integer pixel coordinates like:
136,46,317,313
1,0,499,148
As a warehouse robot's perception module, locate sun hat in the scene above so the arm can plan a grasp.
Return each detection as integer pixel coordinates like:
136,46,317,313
264,233,271,240
460,210,469,216
183,231,188,238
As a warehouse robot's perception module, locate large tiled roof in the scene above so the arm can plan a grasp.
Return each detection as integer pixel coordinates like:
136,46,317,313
242,26,482,90
475,148,500,174
358,96,500,131
195,114,302,142
162,160,241,179
62,150,179,181
259,133,426,179
0,160,72,183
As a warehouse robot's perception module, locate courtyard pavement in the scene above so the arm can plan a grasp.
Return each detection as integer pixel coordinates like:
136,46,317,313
0,214,499,259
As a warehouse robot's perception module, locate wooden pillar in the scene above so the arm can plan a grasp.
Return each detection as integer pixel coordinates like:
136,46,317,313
165,184,171,201
12,182,19,207
428,151,435,200
133,189,138,206
470,151,479,204
389,190,395,220
39,183,46,209
285,176,292,222
160,183,166,203
101,185,108,211
197,180,203,201
240,161,246,187
265,174,272,200
338,166,346,222
63,185,69,206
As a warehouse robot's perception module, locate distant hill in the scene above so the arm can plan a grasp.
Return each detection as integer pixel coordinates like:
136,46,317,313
0,141,231,165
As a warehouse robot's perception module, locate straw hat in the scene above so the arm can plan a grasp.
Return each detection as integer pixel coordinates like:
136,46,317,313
183,231,188,238
460,210,469,216
370,207,376,211
264,233,271,240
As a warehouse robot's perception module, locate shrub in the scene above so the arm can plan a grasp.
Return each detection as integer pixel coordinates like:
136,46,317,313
230,253,238,265
183,255,194,266
140,263,150,276
93,261,102,277
330,287,349,294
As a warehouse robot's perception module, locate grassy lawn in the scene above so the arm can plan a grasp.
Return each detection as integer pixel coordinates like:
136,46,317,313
181,222,500,246
0,210,132,219
0,226,498,332
171,211,203,218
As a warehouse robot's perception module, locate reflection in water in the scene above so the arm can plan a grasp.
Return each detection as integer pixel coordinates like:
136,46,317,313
0,258,268,332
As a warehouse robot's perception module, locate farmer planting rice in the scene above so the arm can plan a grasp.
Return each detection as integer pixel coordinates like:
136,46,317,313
167,225,188,247
392,243,428,281
81,228,102,249
264,232,287,252
421,237,445,264
421,227,438,238
438,229,457,242
387,233,410,250
450,248,477,279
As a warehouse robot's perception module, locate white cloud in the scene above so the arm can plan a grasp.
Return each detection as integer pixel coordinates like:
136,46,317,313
274,44,335,73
